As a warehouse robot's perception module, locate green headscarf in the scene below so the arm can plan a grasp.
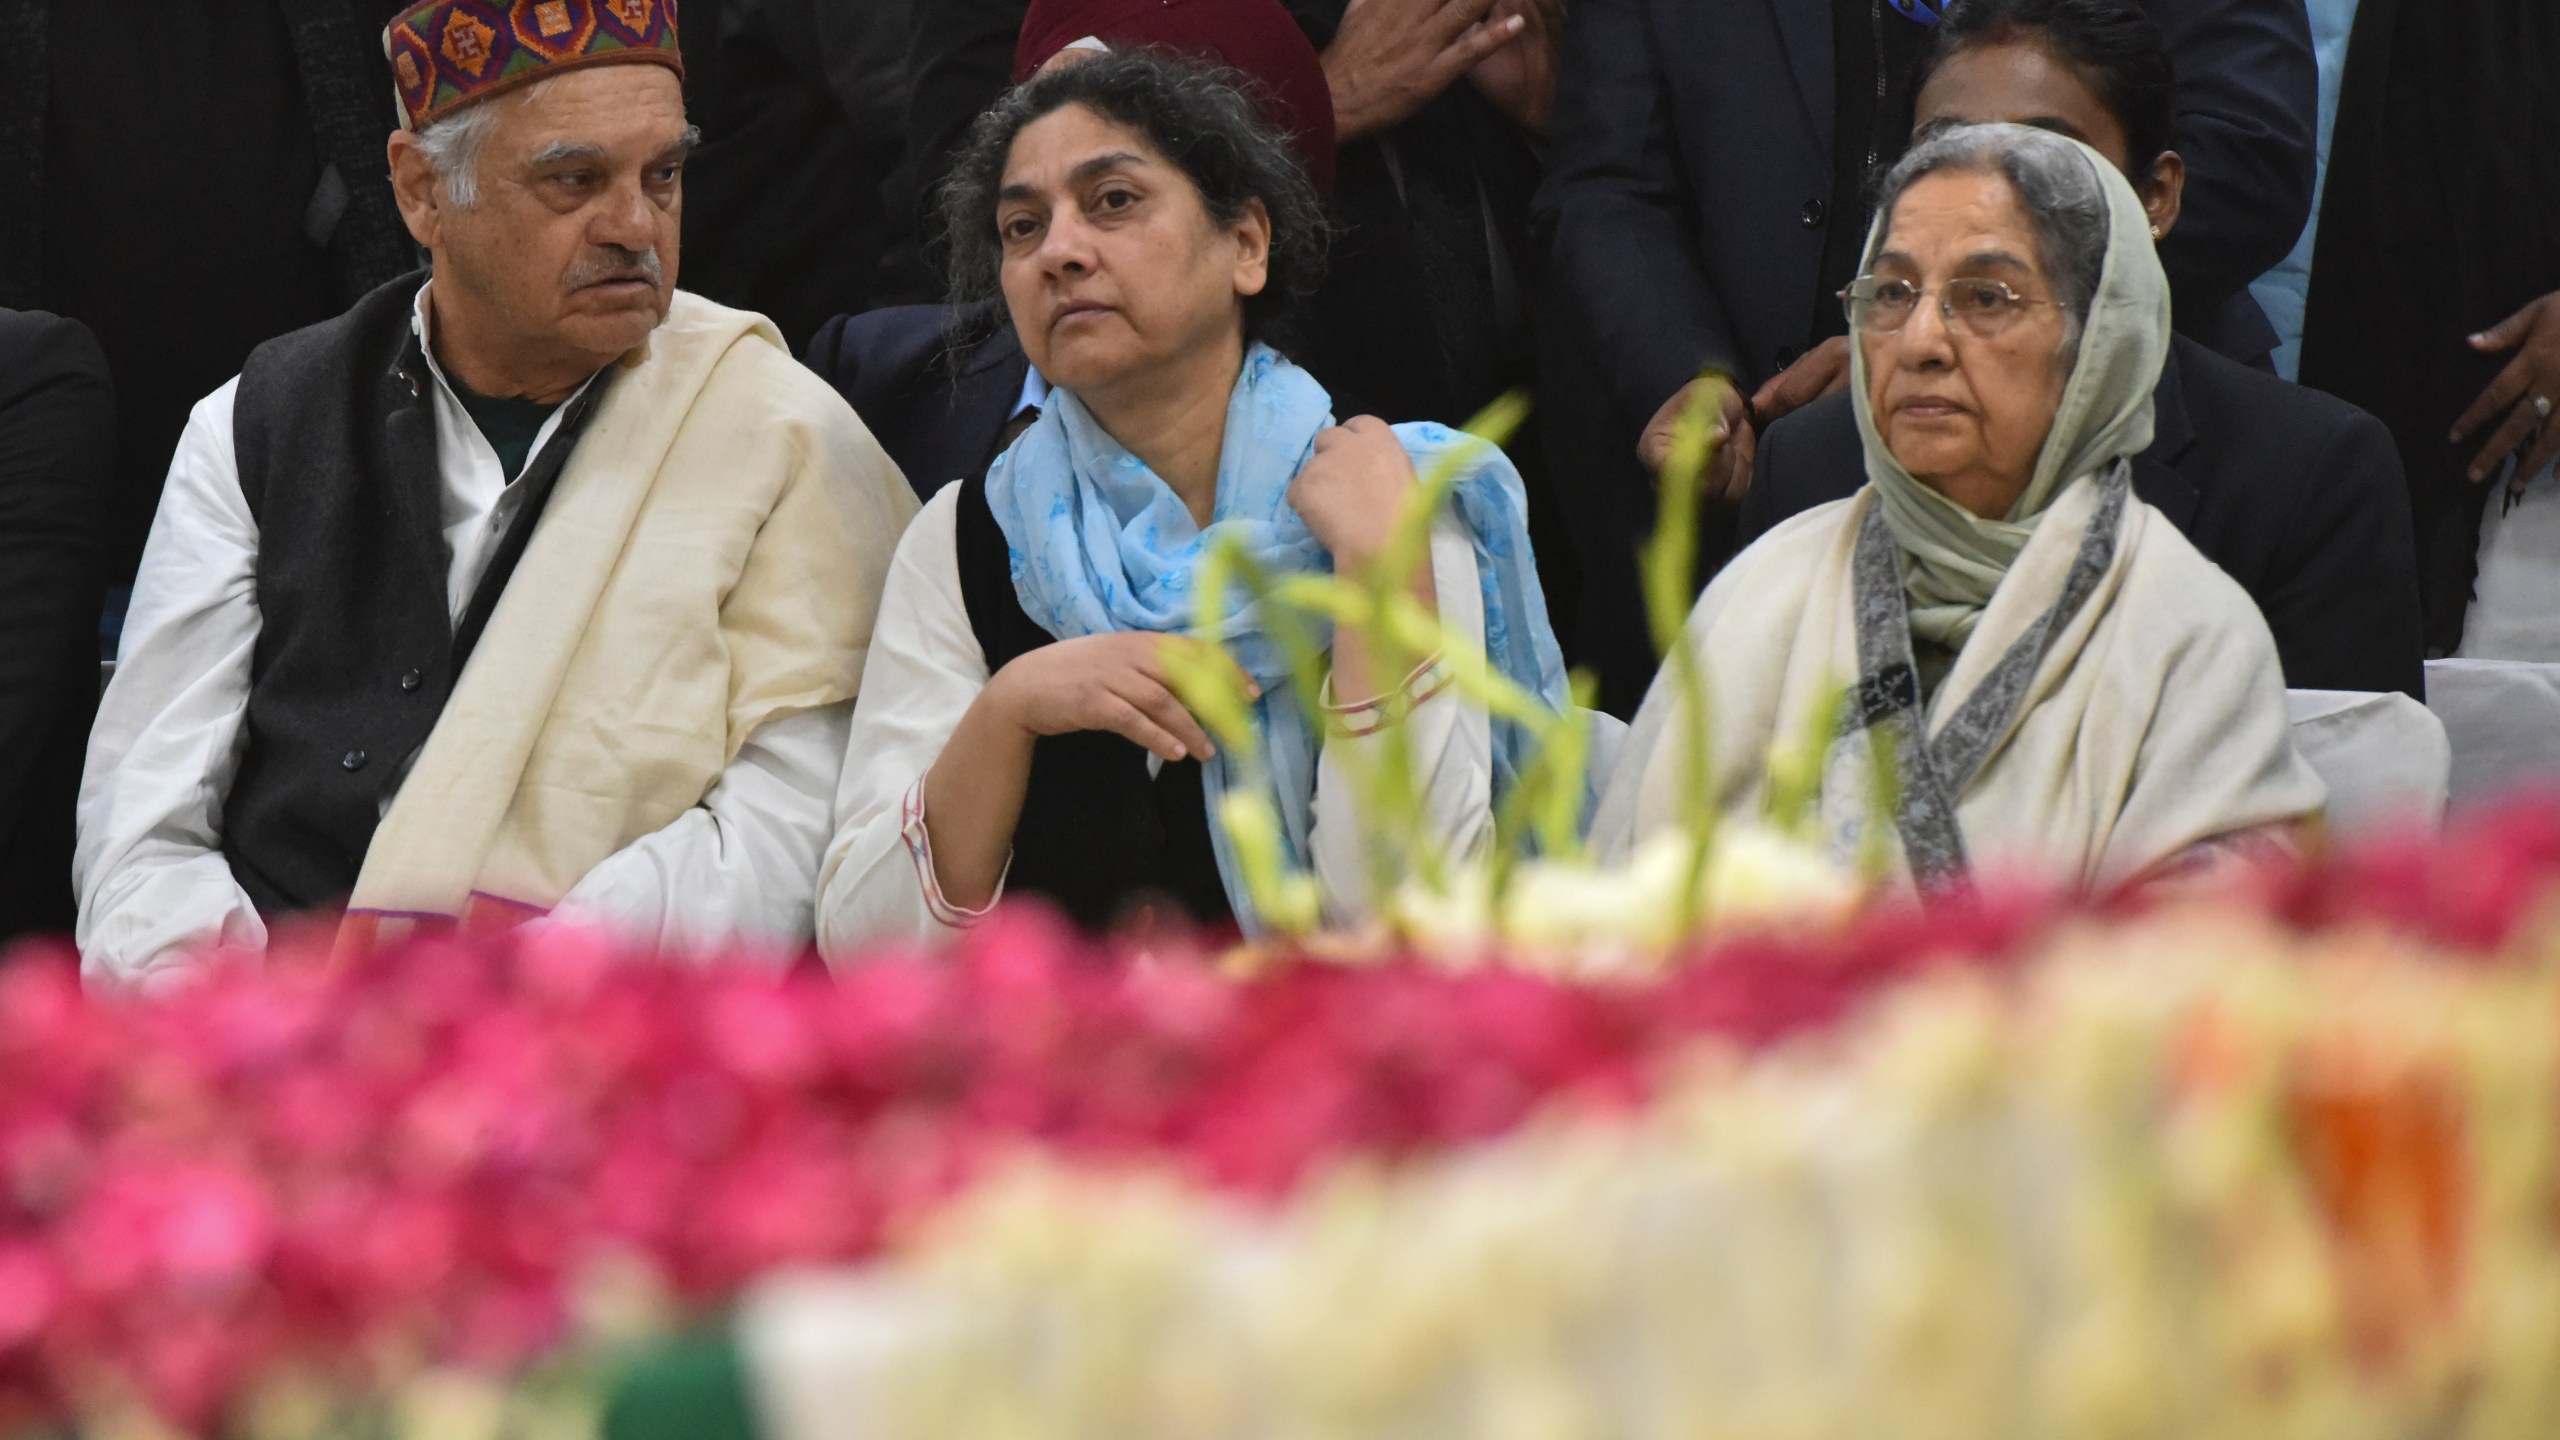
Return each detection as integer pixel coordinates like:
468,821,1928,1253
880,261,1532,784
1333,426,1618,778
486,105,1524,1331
1847,126,2172,654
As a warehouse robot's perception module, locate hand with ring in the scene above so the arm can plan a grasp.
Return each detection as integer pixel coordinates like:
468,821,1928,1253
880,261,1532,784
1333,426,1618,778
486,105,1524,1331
2452,289,2560,490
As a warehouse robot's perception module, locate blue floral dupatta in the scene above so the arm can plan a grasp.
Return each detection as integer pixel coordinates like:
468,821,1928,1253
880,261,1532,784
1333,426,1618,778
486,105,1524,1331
983,344,1572,932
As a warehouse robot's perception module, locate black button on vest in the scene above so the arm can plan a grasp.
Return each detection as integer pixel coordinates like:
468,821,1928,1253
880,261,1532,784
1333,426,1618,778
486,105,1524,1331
399,669,423,692
340,750,368,772
1802,198,1827,228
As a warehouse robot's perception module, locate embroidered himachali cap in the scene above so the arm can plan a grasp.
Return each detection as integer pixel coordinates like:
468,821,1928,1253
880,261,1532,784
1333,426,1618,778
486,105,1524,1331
385,0,684,132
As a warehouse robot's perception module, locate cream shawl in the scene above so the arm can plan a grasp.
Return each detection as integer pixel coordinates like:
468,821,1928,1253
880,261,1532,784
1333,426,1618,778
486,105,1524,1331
1591,133,2323,891
1590,481,2324,890
339,291,919,944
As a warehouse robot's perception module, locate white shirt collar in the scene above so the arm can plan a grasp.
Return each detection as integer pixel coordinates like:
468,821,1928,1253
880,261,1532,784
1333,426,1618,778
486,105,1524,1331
410,280,605,413
1014,363,1051,420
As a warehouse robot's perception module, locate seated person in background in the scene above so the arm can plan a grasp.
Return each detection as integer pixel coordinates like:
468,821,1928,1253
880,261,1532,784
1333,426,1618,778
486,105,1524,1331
1594,124,2323,893
0,310,113,949
804,0,1339,504
77,1,918,987
1737,0,2424,701
818,52,1573,948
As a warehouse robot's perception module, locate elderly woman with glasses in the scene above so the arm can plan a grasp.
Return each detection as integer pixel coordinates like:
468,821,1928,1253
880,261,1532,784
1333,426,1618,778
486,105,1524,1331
1592,121,2322,892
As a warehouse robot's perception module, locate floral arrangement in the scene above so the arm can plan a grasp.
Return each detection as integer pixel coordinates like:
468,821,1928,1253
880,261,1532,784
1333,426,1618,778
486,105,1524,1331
830,894,2560,1440
6,802,2560,1438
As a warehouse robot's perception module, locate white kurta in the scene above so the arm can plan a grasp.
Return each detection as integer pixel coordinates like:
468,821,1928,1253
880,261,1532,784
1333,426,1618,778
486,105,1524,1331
816,483,1494,957
77,288,848,986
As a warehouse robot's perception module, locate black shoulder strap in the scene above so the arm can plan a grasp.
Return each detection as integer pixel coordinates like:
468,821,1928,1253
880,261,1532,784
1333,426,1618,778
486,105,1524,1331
952,476,1054,671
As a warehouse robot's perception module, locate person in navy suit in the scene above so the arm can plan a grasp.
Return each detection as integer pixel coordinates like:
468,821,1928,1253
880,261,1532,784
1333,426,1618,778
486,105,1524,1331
1735,0,2421,701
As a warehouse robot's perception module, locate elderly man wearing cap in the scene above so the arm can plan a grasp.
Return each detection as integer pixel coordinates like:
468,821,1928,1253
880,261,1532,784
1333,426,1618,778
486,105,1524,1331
74,0,920,985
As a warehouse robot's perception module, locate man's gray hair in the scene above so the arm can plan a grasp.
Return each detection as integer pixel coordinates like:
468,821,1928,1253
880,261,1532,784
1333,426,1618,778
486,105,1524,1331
413,100,506,208
1872,122,2113,347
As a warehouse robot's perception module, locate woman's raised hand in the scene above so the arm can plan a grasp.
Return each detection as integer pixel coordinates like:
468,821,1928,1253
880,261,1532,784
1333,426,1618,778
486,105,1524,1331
986,632,1254,764
1290,416,1420,566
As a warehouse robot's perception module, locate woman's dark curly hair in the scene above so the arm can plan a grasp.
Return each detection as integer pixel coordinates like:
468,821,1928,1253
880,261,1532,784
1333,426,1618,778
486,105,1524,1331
939,49,1329,349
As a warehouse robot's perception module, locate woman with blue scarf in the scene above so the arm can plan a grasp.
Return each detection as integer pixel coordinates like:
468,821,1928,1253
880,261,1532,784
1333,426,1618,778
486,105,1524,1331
817,51,1573,950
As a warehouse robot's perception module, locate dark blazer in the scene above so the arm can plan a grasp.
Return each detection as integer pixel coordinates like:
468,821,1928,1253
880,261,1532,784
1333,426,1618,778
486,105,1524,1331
0,0,415,584
1532,0,2318,432
804,305,1029,502
678,0,909,351
0,310,113,948
1735,335,2426,700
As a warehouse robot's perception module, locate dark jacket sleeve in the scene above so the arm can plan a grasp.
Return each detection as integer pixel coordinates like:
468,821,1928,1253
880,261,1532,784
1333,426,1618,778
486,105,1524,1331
2257,407,2427,700
0,311,113,939
1532,0,1740,428
0,313,111,805
802,305,953,443
2149,0,2319,315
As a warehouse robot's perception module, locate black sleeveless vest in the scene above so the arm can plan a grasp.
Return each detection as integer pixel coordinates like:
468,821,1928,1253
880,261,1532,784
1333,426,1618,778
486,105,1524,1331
221,272,605,914
951,478,1235,933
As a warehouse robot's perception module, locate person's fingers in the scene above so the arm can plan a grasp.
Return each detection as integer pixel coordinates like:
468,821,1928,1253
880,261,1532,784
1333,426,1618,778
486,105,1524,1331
1436,11,1526,77
1747,369,1789,419
1175,636,1260,701
1704,446,1740,505
1757,367,1823,425
1719,421,1759,504
2470,295,2548,353
1637,425,1669,473
1120,678,1218,760
2452,356,2535,442
2468,401,2543,483
1424,0,1499,46
2514,418,2560,495
1096,693,1192,763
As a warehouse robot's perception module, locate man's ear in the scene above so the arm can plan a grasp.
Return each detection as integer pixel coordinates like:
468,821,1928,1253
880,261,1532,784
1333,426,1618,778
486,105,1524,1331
1231,197,1273,300
386,130,446,250
2142,150,2186,242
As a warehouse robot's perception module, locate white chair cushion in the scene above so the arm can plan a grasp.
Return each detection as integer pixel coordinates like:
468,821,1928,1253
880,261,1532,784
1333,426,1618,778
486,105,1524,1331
2424,658,2560,811
2286,689,2450,833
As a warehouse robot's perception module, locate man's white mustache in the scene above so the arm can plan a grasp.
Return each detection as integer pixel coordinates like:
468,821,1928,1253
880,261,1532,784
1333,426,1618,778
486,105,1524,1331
564,249,664,289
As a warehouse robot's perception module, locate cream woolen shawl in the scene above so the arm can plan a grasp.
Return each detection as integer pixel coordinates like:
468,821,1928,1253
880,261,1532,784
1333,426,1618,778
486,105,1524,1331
342,291,919,933
1591,139,2323,891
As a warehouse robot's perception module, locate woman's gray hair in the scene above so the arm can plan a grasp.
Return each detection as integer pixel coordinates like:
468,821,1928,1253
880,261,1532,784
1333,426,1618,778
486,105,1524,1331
1871,122,2113,349
413,100,504,208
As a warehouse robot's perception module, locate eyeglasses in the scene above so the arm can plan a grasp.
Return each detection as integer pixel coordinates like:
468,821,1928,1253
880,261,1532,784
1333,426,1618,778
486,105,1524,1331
1838,276,2062,338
